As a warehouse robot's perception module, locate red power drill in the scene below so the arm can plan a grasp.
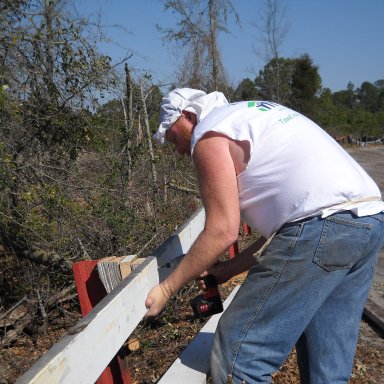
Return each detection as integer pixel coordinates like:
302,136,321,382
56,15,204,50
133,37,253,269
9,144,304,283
190,275,223,318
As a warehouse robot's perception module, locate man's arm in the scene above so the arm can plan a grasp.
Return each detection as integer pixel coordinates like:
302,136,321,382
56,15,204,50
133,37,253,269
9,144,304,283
199,236,267,288
145,133,240,317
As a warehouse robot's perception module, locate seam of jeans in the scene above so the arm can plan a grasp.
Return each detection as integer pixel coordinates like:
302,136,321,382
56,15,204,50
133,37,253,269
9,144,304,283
228,223,303,377
327,215,373,228
373,211,384,223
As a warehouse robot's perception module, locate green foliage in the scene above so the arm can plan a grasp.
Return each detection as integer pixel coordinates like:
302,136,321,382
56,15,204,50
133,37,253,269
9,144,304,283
1,0,116,155
0,1,143,308
290,54,321,118
254,57,294,104
254,54,321,117
356,81,383,113
233,78,260,101
0,86,8,112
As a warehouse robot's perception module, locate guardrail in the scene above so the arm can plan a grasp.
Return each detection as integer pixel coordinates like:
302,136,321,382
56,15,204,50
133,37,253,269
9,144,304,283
157,286,239,384
15,207,232,384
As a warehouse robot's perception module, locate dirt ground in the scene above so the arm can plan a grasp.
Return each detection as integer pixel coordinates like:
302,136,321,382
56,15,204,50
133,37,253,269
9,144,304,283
0,304,81,384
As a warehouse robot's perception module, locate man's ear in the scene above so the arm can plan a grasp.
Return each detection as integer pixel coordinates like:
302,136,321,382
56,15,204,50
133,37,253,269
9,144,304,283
182,110,197,125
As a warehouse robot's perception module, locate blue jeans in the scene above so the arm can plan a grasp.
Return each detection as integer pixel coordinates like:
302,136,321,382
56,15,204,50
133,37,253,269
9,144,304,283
210,211,384,384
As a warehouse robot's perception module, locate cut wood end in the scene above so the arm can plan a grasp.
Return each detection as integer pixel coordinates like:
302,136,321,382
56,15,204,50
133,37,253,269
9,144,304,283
127,337,140,351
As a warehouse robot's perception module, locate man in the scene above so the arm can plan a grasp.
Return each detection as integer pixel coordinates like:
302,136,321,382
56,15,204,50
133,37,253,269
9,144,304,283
145,88,384,383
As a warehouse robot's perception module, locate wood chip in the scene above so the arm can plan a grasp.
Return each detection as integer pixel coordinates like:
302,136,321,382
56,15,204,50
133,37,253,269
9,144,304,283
127,337,140,352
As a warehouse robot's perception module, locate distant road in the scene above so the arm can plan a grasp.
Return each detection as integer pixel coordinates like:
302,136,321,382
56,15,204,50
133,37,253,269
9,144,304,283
346,145,384,330
346,146,384,194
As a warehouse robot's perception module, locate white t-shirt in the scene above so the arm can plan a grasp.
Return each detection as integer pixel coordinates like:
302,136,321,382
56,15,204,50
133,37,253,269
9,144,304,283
191,101,384,238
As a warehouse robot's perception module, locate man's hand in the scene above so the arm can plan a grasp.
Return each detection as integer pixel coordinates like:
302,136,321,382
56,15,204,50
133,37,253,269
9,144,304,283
198,260,233,290
144,282,173,318
197,237,267,290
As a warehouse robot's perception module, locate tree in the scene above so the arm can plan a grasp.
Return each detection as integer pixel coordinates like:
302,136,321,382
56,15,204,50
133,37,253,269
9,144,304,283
254,54,321,117
159,0,240,92
253,0,289,61
332,82,356,110
315,87,355,136
251,0,290,103
290,54,321,117
233,78,260,101
374,80,384,112
254,57,294,104
0,0,118,269
1,0,117,152
356,81,381,113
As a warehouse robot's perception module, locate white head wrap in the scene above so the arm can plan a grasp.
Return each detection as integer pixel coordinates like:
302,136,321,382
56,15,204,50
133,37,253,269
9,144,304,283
154,88,206,144
154,88,229,144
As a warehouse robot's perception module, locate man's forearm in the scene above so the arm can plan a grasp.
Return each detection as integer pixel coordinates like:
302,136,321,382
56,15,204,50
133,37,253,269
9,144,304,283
225,236,267,277
162,235,267,296
162,228,237,296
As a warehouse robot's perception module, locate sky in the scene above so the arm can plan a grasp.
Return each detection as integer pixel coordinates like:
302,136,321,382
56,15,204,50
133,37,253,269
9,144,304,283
75,0,384,93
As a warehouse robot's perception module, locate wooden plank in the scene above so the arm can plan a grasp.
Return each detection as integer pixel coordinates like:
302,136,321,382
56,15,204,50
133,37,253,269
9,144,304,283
158,286,240,384
15,207,206,384
364,298,384,332
154,207,205,281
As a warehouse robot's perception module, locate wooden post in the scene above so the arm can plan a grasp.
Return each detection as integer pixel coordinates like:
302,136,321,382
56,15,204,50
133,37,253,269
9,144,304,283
242,222,252,236
228,241,239,259
73,261,132,384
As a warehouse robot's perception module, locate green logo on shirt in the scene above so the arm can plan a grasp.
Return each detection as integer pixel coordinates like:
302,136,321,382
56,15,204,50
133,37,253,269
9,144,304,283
247,101,279,111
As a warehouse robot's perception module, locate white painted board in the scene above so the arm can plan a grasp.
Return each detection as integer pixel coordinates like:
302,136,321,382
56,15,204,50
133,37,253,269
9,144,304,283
158,286,240,384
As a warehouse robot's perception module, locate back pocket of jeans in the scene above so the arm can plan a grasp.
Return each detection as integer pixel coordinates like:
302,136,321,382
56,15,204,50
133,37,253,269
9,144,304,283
313,216,372,272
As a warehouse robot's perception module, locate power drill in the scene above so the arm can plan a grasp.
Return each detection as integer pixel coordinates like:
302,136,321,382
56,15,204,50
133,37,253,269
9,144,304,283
190,275,223,318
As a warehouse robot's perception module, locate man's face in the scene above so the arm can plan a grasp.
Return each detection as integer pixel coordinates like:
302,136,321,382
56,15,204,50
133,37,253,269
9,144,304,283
165,114,194,156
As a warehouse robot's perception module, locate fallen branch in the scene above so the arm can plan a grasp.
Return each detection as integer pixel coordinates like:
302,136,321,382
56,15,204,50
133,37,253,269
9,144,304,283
22,246,73,272
77,238,92,260
0,295,27,323
0,283,77,349
1,314,34,348
36,289,48,335
136,234,158,257
169,182,199,195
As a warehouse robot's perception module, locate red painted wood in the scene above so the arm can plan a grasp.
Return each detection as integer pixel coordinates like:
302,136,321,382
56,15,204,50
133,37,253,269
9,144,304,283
73,261,131,384
242,222,252,236
228,241,239,259
73,260,105,317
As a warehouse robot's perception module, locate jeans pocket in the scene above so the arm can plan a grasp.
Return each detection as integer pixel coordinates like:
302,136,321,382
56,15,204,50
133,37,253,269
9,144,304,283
313,216,372,272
